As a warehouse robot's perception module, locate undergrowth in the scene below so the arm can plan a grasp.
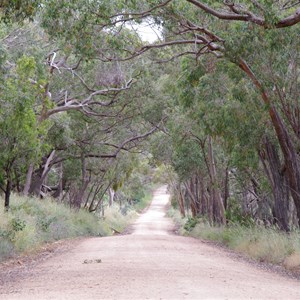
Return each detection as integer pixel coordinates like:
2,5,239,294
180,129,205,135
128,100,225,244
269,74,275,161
0,191,151,262
101,188,154,234
170,208,300,273
101,206,137,235
0,195,100,261
133,190,153,213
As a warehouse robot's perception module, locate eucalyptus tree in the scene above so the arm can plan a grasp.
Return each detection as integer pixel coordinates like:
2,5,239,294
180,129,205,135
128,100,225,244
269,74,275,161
173,55,296,229
0,55,44,208
96,1,300,227
45,79,159,209
0,13,161,208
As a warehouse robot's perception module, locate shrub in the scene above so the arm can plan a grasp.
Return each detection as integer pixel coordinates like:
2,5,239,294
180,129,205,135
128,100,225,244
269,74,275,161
0,194,104,261
167,207,187,235
184,217,198,232
103,206,136,233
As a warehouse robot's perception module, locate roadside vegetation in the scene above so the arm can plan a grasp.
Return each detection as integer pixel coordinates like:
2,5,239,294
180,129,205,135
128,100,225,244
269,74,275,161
0,187,153,262
169,207,300,274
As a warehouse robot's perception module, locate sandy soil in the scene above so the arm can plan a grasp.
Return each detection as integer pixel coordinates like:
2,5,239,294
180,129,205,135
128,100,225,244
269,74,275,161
1,186,300,300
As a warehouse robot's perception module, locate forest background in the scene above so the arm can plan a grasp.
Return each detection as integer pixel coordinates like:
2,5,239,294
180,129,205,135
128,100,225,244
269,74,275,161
0,0,300,273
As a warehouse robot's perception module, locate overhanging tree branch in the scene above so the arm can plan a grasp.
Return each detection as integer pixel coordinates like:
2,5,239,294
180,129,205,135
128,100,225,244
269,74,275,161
42,79,134,119
100,39,224,62
186,0,300,28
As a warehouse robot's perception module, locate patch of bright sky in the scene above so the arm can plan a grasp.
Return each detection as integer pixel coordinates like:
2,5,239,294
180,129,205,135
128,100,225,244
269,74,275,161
127,20,162,43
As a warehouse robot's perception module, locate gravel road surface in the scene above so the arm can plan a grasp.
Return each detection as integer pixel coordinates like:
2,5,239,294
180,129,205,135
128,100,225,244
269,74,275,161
1,186,300,299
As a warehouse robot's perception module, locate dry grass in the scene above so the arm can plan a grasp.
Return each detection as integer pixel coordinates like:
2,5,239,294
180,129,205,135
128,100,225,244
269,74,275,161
0,197,101,260
173,216,300,273
167,207,187,235
102,206,137,234
0,190,153,261
0,194,108,261
283,252,300,271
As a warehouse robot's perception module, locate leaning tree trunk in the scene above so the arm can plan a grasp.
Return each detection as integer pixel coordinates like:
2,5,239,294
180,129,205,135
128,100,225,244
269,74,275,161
86,182,103,211
90,181,113,212
178,186,186,217
239,59,300,226
28,150,56,197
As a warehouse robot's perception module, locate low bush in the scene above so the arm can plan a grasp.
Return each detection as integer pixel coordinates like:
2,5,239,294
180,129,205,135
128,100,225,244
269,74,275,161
102,205,137,234
184,217,198,232
167,207,187,235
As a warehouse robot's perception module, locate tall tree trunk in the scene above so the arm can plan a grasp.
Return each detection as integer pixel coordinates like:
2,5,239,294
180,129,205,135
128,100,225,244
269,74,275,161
108,188,115,207
23,163,34,196
223,166,230,211
52,162,63,200
261,137,290,231
184,181,197,217
4,179,12,209
73,154,90,208
207,136,226,225
84,182,96,208
197,175,206,216
178,186,186,217
194,175,200,212
239,59,300,226
73,181,89,208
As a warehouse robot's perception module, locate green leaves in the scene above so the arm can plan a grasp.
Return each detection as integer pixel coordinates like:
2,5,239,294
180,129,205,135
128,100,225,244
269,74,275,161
0,0,40,23
16,55,36,78
0,55,44,190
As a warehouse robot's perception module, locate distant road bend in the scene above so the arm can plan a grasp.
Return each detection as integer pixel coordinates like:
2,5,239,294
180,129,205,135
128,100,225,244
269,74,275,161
1,186,300,299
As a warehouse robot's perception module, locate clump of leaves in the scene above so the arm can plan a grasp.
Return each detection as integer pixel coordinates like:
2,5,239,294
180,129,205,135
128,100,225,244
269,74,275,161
184,217,198,232
11,217,26,232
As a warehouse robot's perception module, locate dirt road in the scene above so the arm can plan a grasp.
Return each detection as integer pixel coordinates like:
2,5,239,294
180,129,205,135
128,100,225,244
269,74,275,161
1,186,300,299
